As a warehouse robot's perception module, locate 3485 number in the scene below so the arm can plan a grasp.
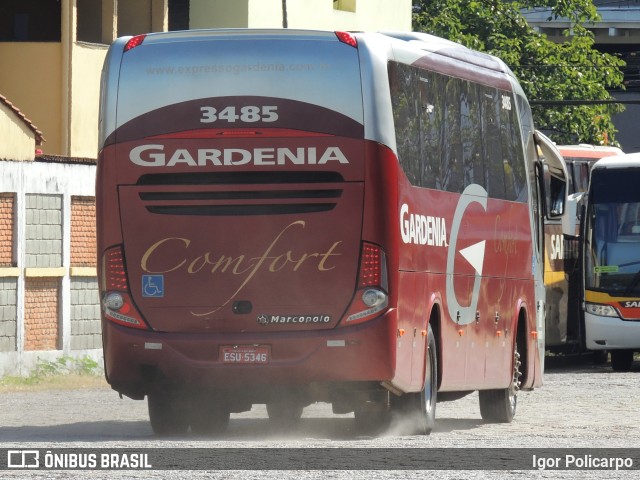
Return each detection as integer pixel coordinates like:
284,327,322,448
200,105,278,123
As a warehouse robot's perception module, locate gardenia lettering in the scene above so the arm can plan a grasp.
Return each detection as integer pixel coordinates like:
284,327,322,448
129,144,349,167
400,203,448,247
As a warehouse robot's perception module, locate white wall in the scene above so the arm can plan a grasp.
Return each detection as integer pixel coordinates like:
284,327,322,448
0,160,100,377
190,0,412,31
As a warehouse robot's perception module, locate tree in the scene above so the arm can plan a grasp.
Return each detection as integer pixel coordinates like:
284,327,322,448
412,0,626,146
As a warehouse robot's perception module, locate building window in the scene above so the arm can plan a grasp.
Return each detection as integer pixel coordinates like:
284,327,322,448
77,0,103,44
169,0,190,31
0,0,61,42
333,0,356,13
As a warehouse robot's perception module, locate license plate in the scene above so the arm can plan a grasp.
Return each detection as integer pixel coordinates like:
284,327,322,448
221,346,270,364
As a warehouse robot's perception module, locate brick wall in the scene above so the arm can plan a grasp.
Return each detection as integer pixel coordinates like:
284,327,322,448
0,193,14,266
24,277,60,351
71,196,97,267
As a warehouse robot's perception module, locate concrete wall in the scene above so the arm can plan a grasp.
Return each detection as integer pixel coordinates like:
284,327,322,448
190,0,412,31
279,0,412,31
0,160,100,376
190,0,249,28
70,43,109,158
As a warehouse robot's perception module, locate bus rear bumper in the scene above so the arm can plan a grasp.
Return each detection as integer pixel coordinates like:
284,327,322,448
585,312,640,350
102,312,397,399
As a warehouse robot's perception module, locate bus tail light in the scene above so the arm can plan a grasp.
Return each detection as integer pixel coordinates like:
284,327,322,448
124,34,146,52
342,243,389,325
335,31,357,48
101,245,148,329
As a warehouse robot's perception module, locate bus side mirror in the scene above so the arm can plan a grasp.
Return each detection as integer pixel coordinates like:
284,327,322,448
562,192,584,237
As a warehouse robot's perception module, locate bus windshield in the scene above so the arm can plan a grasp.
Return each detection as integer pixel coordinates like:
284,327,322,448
585,169,640,295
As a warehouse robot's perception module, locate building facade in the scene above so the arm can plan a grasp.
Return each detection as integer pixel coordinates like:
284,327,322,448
0,0,411,158
1,95,99,375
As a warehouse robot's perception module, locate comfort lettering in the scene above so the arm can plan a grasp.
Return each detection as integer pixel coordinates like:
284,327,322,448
140,221,343,314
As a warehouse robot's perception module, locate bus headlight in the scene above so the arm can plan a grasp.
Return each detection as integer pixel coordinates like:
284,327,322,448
585,303,619,318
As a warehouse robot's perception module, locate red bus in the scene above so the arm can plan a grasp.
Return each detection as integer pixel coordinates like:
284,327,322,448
97,29,568,435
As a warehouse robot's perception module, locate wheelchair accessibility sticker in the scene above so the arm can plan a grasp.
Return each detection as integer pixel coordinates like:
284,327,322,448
142,275,164,298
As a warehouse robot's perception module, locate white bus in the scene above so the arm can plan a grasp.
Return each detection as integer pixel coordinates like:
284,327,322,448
544,145,623,356
581,152,640,371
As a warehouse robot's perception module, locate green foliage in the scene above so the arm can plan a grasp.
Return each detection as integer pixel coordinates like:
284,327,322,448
412,0,625,145
1,355,102,387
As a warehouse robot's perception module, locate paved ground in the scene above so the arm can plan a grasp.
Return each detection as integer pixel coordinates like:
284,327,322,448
1,357,639,479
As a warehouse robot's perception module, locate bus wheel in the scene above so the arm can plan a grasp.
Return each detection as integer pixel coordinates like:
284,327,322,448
479,342,521,423
611,350,634,372
591,350,609,365
266,402,303,428
398,324,438,435
189,397,230,435
147,393,189,435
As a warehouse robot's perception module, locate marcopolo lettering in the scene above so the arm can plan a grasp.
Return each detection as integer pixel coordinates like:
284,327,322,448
258,314,331,325
129,144,349,167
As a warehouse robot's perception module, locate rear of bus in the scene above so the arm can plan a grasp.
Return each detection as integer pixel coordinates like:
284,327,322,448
97,31,397,412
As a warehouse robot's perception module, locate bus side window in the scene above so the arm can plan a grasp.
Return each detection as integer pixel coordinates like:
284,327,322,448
389,62,421,186
420,72,443,190
443,77,464,193
499,92,526,202
461,81,482,190
481,87,499,199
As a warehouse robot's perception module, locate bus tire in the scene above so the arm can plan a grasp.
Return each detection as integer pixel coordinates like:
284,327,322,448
189,397,230,435
398,324,438,435
422,325,438,434
611,350,634,372
590,350,608,365
479,341,521,423
147,393,189,435
266,402,303,428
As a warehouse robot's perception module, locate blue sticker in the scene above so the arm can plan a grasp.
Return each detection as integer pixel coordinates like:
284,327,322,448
142,275,164,298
